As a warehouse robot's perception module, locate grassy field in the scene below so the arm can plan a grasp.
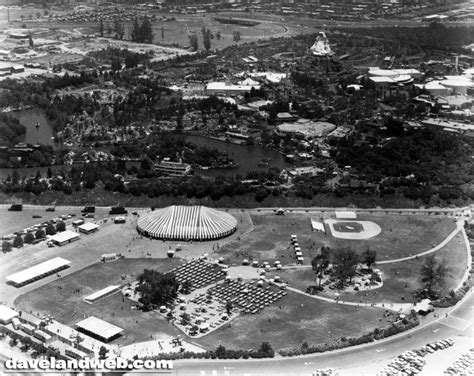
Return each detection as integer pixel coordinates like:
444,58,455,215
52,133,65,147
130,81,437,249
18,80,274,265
215,213,457,266
269,231,468,305
15,257,392,351
192,290,391,351
15,258,184,347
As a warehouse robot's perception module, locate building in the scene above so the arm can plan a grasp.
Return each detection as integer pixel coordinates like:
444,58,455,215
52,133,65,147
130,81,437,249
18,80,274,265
137,205,238,241
0,305,18,325
278,119,336,139
49,230,80,246
77,222,99,234
205,82,260,96
6,257,71,287
84,286,120,304
155,158,191,177
75,316,123,343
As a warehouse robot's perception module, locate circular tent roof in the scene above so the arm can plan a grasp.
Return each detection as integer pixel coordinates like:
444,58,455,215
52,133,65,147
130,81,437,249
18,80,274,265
137,205,237,241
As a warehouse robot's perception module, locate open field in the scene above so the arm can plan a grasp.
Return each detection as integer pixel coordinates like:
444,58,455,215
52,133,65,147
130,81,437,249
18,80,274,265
215,212,458,266
14,258,184,347
15,259,391,351
192,290,390,351
268,231,468,305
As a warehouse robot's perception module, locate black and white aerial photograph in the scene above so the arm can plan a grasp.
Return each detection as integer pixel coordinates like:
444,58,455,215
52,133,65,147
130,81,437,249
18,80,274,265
0,0,472,375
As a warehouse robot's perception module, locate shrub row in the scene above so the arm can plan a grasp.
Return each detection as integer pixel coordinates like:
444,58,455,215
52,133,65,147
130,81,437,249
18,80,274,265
432,277,472,308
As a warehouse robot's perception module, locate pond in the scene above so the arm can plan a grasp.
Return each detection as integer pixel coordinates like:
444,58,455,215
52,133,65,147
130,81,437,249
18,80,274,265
185,134,292,177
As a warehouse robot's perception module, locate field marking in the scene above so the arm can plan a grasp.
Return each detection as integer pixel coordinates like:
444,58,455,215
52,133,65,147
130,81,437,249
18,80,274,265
439,316,472,331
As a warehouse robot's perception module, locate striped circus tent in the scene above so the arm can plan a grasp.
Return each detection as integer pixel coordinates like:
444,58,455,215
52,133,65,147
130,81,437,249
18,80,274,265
137,205,237,241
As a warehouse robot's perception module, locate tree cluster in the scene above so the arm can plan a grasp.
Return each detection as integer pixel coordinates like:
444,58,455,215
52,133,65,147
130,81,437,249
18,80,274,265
135,269,179,310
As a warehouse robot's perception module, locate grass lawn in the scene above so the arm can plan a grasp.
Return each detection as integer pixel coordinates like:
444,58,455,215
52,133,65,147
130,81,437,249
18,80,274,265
14,258,184,347
215,213,457,267
192,290,391,351
269,231,468,305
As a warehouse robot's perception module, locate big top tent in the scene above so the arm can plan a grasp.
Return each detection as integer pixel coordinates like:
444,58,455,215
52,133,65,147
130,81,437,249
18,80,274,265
137,205,237,241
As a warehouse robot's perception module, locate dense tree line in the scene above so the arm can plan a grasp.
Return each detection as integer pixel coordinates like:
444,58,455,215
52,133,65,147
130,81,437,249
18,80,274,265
0,114,26,146
334,122,473,202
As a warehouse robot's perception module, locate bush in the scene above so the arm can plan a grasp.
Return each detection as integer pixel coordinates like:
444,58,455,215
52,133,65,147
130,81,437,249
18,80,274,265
2,241,12,253
13,236,23,248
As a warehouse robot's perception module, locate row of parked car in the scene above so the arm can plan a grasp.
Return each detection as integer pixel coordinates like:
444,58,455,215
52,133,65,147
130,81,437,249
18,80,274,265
378,338,455,376
444,349,474,375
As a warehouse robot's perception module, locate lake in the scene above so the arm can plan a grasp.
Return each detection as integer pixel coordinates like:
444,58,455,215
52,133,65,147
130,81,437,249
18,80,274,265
185,134,292,177
9,107,56,147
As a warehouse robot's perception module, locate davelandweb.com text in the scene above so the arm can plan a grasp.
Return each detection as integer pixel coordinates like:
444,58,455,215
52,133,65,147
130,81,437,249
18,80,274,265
4,357,173,372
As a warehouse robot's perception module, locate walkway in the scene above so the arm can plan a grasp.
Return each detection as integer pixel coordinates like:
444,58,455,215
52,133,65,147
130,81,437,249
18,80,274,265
377,220,464,264
286,286,413,313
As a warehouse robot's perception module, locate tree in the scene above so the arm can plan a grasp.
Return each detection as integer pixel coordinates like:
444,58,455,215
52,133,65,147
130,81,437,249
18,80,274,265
216,31,221,40
180,280,192,295
55,221,66,232
45,224,57,236
2,241,12,253
259,342,274,357
98,345,108,360
113,19,124,40
362,248,377,270
20,337,33,352
131,18,140,43
421,255,448,297
202,27,211,51
225,301,232,316
233,30,241,42
28,34,34,48
332,248,359,286
99,18,104,37
24,232,35,244
215,344,226,358
136,269,179,310
35,229,45,240
13,236,23,248
161,26,165,40
189,34,198,51
140,18,154,44
111,57,121,72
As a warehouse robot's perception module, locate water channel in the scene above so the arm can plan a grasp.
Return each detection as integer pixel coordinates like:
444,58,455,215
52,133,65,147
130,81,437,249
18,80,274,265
0,109,291,179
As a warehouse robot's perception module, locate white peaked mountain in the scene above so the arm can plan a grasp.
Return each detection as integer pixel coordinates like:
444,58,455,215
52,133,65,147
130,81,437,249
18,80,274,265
310,32,334,56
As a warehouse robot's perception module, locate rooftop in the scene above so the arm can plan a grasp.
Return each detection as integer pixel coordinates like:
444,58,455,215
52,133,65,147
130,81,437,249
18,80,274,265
6,257,71,285
75,316,124,341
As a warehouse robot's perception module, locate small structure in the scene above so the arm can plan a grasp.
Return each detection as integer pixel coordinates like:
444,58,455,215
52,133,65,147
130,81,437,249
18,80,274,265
101,253,120,262
6,257,71,287
310,32,334,56
84,286,120,304
335,211,357,219
415,299,434,316
72,219,85,227
155,158,191,177
0,305,18,324
49,230,80,246
75,316,123,343
78,222,99,234
311,219,325,233
114,216,126,224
